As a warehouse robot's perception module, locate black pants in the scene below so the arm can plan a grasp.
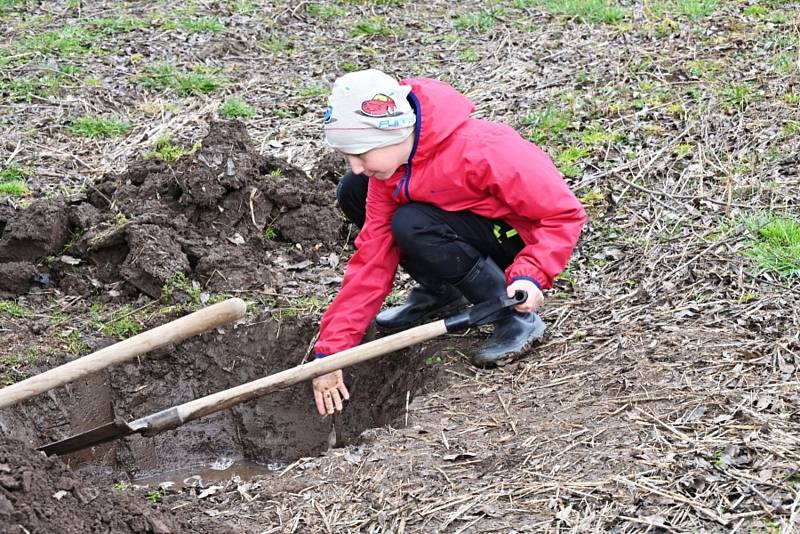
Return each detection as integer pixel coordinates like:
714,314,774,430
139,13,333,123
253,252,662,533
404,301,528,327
336,171,525,285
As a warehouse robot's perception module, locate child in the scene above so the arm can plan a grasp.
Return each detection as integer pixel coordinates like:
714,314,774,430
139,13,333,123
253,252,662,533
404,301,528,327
311,69,587,417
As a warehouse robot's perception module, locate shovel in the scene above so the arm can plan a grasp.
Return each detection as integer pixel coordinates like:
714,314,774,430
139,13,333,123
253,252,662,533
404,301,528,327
0,298,247,410
38,291,526,456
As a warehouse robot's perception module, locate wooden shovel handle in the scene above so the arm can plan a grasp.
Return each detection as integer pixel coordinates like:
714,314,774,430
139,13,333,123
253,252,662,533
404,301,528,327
0,298,247,410
141,319,448,434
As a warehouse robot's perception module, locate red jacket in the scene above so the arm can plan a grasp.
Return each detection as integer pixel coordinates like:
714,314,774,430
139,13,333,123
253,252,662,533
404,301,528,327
314,78,587,356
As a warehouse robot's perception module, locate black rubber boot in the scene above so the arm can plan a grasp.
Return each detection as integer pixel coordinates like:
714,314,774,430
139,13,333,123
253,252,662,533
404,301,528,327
454,257,546,367
376,283,465,333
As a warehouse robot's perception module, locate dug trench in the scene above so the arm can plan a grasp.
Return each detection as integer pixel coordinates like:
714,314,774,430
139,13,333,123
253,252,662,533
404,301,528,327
0,120,446,532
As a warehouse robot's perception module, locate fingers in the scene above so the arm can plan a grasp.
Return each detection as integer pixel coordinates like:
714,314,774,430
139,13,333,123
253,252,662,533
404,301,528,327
509,282,543,313
324,389,335,415
313,373,349,417
314,389,327,416
338,381,350,401
332,389,343,412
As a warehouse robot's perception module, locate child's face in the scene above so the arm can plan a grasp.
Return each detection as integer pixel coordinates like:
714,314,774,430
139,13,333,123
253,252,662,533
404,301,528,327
342,134,414,181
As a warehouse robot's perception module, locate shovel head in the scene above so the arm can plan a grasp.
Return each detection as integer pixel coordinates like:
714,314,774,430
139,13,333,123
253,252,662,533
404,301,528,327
37,419,138,456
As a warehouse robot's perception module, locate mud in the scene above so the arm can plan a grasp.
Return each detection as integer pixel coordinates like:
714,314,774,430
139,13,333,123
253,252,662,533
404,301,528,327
0,118,441,531
0,437,179,534
1,314,438,484
0,120,344,299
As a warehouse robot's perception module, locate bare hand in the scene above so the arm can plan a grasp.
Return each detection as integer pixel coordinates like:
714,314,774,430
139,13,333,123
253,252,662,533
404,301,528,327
312,370,350,416
507,280,544,313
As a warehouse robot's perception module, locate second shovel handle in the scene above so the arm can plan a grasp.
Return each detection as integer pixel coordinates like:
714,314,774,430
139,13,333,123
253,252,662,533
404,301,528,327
0,298,247,410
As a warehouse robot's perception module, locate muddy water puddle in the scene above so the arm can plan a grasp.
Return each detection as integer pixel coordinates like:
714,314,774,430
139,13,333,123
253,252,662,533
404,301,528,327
133,458,283,488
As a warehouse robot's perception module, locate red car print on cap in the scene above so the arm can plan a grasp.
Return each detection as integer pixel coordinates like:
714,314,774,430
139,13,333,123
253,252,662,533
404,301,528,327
360,94,400,117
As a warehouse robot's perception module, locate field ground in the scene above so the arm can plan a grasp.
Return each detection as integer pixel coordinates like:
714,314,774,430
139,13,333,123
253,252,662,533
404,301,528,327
1,0,799,532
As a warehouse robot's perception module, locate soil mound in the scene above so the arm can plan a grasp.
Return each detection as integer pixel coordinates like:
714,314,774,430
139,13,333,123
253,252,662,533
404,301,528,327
0,120,343,299
0,437,176,534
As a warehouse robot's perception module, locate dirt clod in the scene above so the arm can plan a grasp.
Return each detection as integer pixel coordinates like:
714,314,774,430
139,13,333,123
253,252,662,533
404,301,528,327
0,200,68,262
0,261,37,298
0,437,178,534
0,120,343,299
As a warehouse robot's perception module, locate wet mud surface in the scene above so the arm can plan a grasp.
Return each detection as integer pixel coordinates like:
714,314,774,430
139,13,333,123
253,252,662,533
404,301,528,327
0,316,441,533
3,315,437,478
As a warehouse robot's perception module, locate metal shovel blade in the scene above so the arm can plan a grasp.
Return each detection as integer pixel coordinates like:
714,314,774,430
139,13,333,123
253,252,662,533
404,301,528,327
37,419,137,456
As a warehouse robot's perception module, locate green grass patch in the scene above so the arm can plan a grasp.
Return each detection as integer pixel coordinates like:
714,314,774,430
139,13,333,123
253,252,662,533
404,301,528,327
100,307,142,339
458,47,480,61
454,10,495,32
351,17,393,37
0,347,42,385
66,329,89,356
112,481,130,491
21,26,99,57
161,272,202,306
0,166,25,182
580,126,624,145
271,295,331,320
232,1,258,14
520,0,626,23
180,17,225,33
0,300,29,318
259,37,294,53
555,145,592,177
139,63,180,91
0,181,30,196
0,73,67,102
85,16,148,34
146,134,199,163
298,84,328,98
687,59,722,79
743,5,769,18
219,97,254,119
675,0,718,19
0,0,26,13
579,188,605,208
0,166,29,197
176,70,226,96
772,53,797,75
720,82,756,111
262,225,279,241
68,116,132,138
783,120,800,134
308,4,347,18
746,215,800,279
139,63,226,96
521,105,572,145
342,0,403,4
784,91,800,105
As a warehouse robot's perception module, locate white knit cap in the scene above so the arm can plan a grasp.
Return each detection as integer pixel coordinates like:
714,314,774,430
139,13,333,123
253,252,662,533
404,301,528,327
323,69,416,154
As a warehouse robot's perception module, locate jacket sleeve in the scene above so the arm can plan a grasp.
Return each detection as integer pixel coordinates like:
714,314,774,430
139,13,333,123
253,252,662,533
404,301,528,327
313,179,400,356
481,139,587,289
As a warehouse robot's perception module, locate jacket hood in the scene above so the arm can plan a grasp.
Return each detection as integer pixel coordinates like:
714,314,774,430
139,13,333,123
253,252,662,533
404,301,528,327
400,78,475,162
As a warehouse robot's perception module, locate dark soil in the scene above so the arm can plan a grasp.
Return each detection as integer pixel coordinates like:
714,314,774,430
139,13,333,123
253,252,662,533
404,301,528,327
0,437,179,534
0,120,343,300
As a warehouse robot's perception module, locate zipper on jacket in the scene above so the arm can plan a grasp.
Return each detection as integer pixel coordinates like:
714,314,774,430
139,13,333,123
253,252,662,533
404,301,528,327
394,92,422,202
